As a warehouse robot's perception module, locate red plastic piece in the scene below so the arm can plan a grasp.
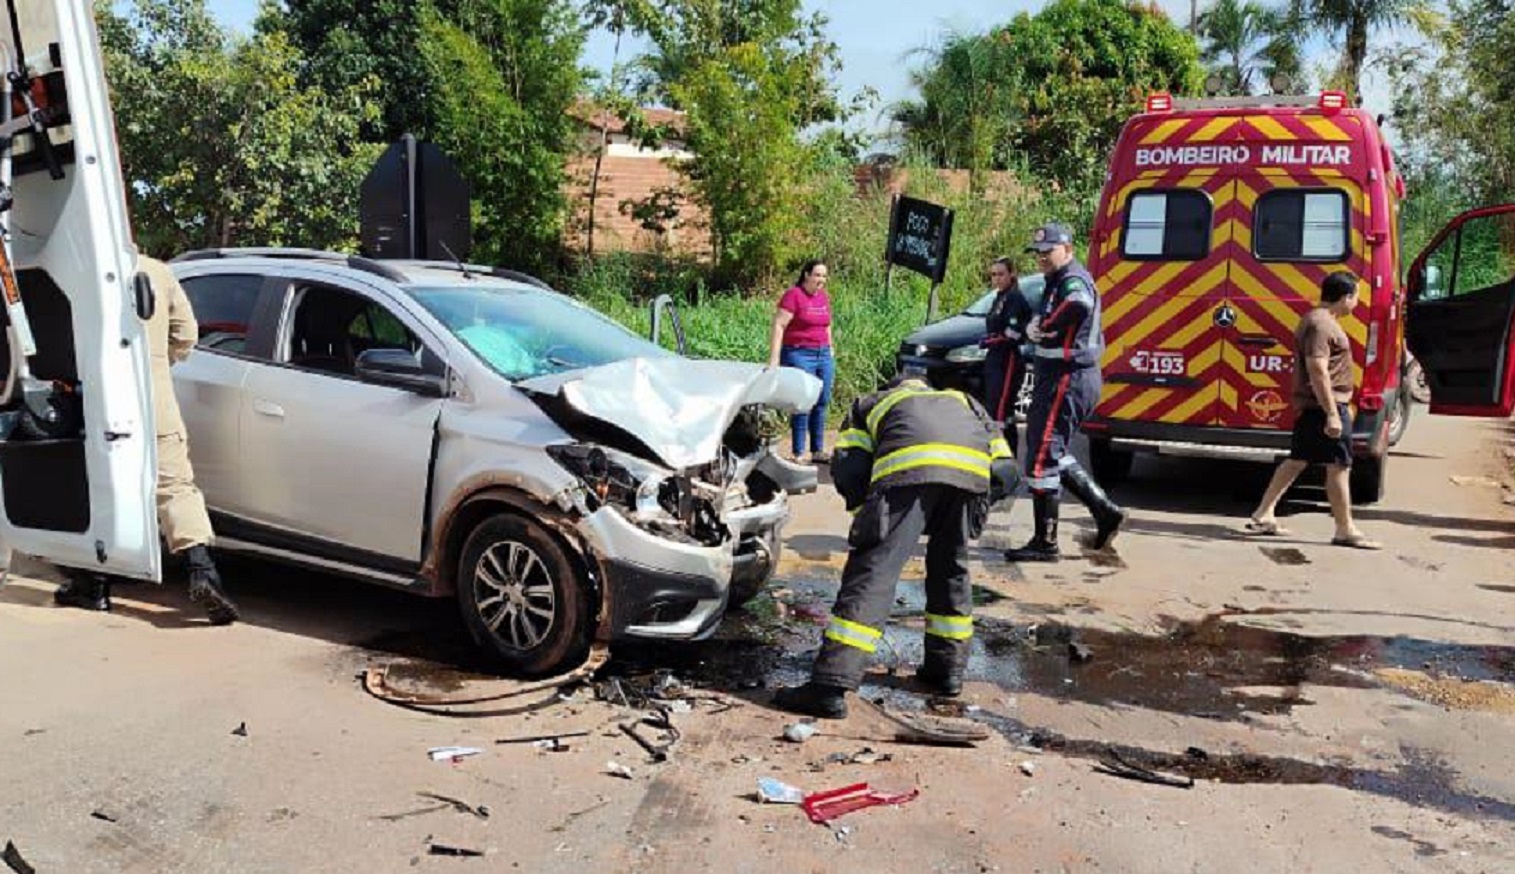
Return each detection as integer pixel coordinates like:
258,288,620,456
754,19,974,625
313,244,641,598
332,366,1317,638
801,782,920,824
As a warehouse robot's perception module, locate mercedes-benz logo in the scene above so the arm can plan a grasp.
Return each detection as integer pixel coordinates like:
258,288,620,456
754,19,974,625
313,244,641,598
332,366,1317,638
1214,304,1238,328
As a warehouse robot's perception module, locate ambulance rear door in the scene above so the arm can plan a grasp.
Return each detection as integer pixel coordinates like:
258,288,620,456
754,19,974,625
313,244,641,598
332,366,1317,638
1405,204,1515,418
1094,168,1234,431
1221,161,1370,431
0,0,161,581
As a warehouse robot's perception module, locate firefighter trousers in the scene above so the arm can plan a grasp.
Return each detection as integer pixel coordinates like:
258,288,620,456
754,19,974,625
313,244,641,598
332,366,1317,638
158,431,214,554
811,484,978,691
1024,363,1100,494
983,346,1026,457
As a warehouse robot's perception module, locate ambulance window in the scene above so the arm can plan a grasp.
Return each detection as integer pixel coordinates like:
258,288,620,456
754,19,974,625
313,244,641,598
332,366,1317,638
1121,191,1211,261
1254,190,1349,261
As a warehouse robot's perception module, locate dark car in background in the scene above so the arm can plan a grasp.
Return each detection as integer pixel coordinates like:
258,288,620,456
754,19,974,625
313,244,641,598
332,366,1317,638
895,274,1046,421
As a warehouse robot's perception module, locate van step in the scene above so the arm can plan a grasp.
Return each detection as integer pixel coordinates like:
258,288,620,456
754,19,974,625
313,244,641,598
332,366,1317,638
1112,438,1284,463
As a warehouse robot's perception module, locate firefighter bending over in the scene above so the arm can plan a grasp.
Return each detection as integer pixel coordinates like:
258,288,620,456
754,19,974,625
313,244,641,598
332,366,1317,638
772,374,1019,719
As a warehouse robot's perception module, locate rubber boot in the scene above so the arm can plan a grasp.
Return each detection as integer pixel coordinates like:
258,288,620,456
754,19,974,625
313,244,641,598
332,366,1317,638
54,569,111,612
1061,463,1127,550
772,682,849,720
1004,492,1060,563
185,545,240,626
914,663,963,697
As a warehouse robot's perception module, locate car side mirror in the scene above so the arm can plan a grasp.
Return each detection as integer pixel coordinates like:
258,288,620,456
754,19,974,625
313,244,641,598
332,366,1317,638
133,271,156,320
355,348,448,398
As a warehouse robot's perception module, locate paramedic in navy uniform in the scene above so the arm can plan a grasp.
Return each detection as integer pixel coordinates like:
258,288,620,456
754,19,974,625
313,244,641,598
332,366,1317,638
981,256,1033,456
1003,223,1127,563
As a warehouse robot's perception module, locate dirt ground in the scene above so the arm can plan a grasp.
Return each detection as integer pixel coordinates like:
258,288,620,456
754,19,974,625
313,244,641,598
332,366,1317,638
3,410,1514,874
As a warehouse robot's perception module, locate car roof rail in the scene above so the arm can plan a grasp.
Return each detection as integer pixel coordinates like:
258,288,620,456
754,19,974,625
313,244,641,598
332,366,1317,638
167,247,408,282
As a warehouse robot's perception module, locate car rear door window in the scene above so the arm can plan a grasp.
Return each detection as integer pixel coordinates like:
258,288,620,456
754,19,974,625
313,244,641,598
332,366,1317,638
181,273,263,355
1254,190,1349,261
1121,190,1212,261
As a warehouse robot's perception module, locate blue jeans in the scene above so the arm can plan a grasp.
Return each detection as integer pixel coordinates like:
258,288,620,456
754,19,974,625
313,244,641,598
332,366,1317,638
780,345,834,454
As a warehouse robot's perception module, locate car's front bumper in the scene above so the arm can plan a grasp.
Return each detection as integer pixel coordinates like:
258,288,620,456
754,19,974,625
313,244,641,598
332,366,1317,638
576,492,788,640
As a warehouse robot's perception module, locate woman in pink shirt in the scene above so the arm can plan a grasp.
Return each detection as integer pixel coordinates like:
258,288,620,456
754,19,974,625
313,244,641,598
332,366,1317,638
767,260,834,463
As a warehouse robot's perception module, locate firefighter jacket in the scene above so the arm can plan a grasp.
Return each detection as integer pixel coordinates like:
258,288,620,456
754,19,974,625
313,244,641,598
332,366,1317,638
832,378,1014,511
1033,258,1104,368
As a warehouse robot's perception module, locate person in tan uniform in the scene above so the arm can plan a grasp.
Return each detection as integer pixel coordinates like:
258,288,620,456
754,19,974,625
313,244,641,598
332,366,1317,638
54,255,240,623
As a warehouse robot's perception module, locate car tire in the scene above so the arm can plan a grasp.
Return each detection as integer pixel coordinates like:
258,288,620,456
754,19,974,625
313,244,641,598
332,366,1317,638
1349,453,1387,505
1088,437,1134,484
1386,384,1412,447
456,513,591,677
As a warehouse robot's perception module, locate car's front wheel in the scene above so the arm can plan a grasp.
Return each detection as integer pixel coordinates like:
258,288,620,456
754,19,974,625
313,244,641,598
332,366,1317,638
456,513,591,677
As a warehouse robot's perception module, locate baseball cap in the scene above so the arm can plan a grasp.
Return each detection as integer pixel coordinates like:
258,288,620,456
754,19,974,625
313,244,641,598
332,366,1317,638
1026,222,1074,253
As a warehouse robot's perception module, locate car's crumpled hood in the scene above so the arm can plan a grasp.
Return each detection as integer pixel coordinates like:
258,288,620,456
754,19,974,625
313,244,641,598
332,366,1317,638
518,358,822,469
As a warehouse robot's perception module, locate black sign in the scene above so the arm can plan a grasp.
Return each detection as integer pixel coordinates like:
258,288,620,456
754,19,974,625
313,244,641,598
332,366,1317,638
885,195,954,283
360,134,472,261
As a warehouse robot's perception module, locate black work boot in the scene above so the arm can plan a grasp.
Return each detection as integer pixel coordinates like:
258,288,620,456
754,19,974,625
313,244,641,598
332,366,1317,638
1004,492,1060,563
54,569,111,612
1061,462,1127,550
184,545,239,626
914,663,963,697
772,682,849,720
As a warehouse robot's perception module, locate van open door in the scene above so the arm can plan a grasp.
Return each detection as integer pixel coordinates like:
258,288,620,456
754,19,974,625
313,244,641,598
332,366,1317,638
0,0,160,581
1405,204,1515,418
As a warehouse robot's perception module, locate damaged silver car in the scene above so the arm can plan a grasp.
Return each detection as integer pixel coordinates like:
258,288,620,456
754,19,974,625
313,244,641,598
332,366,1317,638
165,250,820,675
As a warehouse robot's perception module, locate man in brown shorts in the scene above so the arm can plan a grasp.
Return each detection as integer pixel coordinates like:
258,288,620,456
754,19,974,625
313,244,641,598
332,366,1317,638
1244,271,1380,549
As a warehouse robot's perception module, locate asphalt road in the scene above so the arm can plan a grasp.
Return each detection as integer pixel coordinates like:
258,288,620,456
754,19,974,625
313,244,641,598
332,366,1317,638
3,407,1513,873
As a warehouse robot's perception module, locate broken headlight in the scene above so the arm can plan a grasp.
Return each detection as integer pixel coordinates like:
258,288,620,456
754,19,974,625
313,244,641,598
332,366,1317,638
546,443,682,522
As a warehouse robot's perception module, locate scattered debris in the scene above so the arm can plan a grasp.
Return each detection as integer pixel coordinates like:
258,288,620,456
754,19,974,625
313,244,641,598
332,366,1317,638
802,782,920,824
861,698,989,746
605,761,635,780
1018,761,1037,777
495,731,590,746
731,753,764,765
813,748,893,770
833,824,854,844
784,722,818,743
550,798,612,832
620,720,673,762
533,738,573,752
418,793,490,820
757,777,806,805
427,842,485,858
231,722,248,737
362,645,608,716
1185,747,1210,761
1,841,33,874
1094,751,1195,789
89,810,118,824
1068,642,1094,663
1449,474,1502,488
22,729,44,737
427,746,483,763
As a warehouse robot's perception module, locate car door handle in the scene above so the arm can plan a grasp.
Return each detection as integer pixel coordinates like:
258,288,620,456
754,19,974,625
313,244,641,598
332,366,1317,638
1235,335,1279,347
252,400,285,419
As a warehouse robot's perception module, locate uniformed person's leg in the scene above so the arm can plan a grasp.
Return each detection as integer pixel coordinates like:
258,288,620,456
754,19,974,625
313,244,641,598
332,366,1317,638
1057,367,1128,550
159,432,239,625
775,486,931,719
1006,368,1067,562
918,488,974,696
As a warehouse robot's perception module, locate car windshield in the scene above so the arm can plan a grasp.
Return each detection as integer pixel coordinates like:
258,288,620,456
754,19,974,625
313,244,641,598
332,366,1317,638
408,284,672,379
963,290,998,316
962,274,1047,316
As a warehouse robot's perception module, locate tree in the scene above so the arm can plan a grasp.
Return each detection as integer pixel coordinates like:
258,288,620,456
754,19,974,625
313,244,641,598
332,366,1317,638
888,32,1023,181
1196,0,1302,94
894,0,1202,197
1288,0,1435,102
97,0,381,256
417,0,585,272
585,0,845,288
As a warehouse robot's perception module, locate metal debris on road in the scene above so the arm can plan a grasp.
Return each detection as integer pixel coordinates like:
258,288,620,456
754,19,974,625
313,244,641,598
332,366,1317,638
605,761,635,780
801,782,921,824
231,722,248,737
533,737,573,752
1094,750,1195,789
362,644,608,717
426,842,485,857
417,793,490,820
427,746,482,763
783,721,818,743
860,697,989,746
89,810,118,823
813,747,893,770
495,730,590,746
757,777,806,805
1,841,34,874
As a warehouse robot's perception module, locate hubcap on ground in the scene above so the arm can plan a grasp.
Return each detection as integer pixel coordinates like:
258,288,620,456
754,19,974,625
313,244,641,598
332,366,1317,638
473,541,556,651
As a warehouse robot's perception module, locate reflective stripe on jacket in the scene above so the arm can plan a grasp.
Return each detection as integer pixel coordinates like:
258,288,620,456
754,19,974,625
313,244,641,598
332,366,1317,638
833,378,1011,501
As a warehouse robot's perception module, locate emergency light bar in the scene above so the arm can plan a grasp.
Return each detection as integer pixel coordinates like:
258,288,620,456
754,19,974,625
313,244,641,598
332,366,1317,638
1148,91,1358,112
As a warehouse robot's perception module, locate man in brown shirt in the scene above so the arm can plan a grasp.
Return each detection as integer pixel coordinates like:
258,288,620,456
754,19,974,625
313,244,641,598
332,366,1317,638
1245,271,1379,549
